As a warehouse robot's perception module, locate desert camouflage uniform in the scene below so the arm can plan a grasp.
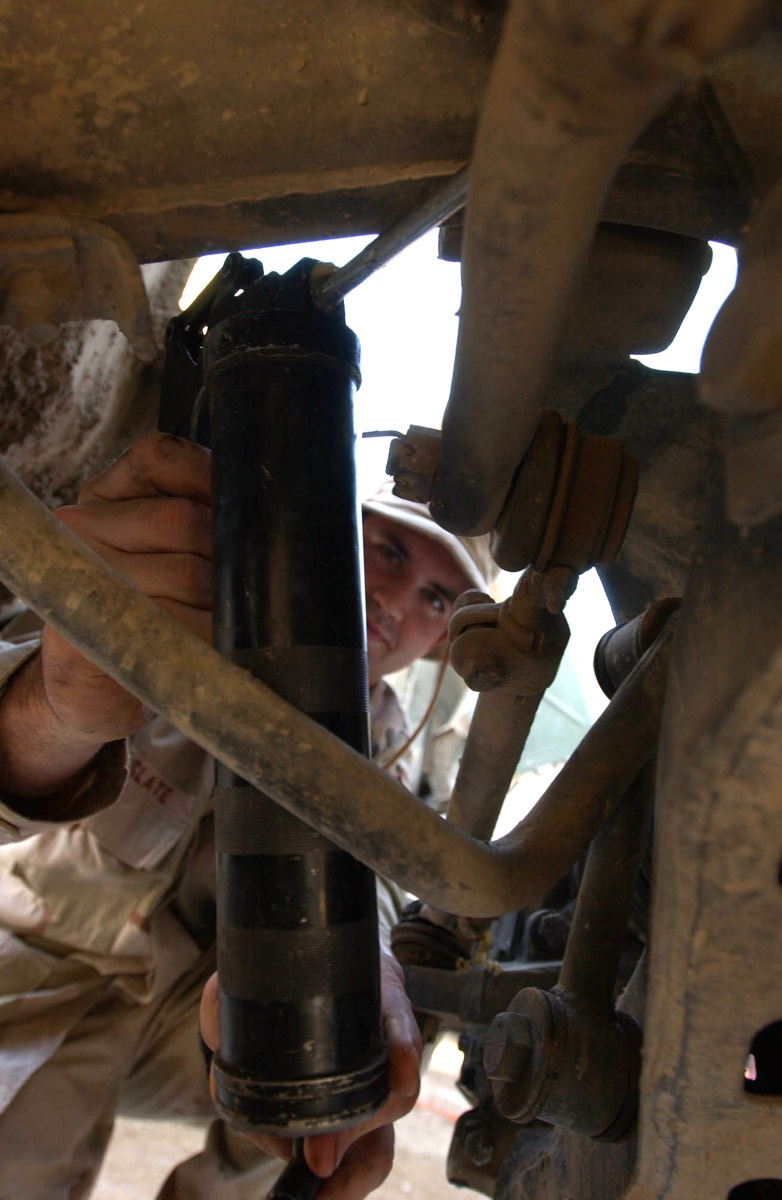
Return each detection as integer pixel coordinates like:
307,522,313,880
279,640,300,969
0,622,410,1200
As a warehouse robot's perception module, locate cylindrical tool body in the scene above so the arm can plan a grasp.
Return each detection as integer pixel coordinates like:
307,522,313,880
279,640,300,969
205,262,387,1134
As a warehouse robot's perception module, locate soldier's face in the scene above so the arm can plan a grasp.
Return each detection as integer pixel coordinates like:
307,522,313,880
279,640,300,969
362,514,472,686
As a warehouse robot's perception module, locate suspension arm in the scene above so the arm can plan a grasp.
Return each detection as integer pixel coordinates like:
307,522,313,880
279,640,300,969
0,454,670,918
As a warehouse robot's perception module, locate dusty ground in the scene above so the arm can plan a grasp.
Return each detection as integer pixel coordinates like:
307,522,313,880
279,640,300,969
93,1037,476,1200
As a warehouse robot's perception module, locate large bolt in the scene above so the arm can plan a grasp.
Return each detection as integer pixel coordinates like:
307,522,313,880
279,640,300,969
461,1117,495,1168
484,1010,532,1083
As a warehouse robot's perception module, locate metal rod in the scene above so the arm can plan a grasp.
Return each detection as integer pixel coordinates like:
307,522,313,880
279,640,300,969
557,761,655,1017
312,166,469,308
0,454,670,918
404,962,560,1028
446,690,546,841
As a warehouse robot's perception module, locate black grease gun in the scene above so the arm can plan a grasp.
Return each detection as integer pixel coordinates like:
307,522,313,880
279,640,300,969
161,253,388,1144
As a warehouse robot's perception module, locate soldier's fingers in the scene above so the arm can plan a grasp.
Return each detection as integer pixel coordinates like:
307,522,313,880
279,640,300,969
315,1126,395,1200
199,973,220,1052
153,597,213,644
305,1089,414,1179
78,433,211,506
54,517,212,613
58,495,212,559
117,551,212,612
380,953,422,1100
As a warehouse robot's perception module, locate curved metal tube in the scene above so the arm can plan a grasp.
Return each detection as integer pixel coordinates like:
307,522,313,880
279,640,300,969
0,456,670,917
446,689,546,841
557,762,655,1018
431,0,770,535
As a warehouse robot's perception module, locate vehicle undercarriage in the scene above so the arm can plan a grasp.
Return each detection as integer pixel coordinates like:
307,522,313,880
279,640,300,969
0,2,780,1197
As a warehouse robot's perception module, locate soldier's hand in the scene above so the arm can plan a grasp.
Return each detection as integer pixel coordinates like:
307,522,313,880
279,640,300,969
199,952,422,1200
41,432,212,746
0,433,212,802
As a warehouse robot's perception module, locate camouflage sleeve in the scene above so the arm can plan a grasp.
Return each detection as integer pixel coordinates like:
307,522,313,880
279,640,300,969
369,680,415,949
369,679,415,791
0,631,128,843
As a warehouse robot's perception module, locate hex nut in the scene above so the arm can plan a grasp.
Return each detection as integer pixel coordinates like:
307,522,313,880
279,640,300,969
484,1010,532,1083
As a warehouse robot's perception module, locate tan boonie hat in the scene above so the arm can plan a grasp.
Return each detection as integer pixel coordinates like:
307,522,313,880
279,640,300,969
362,479,497,593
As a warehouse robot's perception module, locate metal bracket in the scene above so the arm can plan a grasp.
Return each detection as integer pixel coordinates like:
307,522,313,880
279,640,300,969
0,214,156,360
